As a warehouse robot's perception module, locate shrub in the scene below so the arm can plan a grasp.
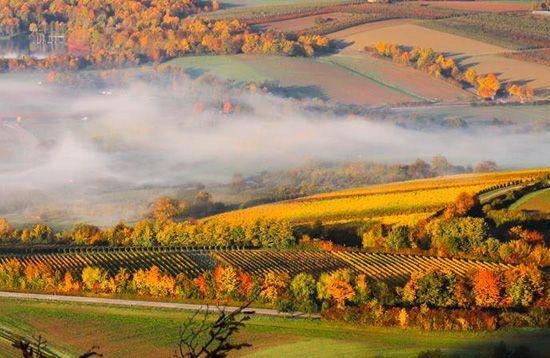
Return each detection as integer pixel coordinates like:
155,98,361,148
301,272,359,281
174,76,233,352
386,225,411,250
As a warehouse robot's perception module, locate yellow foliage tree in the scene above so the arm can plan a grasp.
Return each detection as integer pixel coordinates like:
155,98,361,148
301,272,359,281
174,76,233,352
476,73,500,99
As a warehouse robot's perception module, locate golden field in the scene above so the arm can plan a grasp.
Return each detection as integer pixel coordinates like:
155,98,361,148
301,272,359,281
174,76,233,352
205,169,549,226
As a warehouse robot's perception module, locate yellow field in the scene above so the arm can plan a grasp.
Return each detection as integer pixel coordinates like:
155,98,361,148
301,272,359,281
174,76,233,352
204,169,549,226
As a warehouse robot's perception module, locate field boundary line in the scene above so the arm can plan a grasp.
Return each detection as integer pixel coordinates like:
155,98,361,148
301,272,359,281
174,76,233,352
320,56,429,101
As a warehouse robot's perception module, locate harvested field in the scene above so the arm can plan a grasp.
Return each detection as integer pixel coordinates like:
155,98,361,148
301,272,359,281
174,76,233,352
229,55,419,105
169,55,418,105
169,48,473,105
419,1,533,13
255,12,352,32
322,54,471,102
328,20,550,93
329,20,505,56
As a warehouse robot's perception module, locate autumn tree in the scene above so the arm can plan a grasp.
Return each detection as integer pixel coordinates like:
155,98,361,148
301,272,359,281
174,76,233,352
290,273,317,313
444,192,478,219
72,223,103,245
403,270,458,307
81,267,109,293
472,269,502,307
476,73,500,99
317,270,355,309
503,265,544,307
386,225,411,251
213,266,239,299
464,68,477,86
0,218,13,241
260,272,290,304
152,196,184,223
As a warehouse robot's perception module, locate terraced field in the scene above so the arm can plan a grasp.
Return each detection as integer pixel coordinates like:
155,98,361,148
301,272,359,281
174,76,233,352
205,169,548,226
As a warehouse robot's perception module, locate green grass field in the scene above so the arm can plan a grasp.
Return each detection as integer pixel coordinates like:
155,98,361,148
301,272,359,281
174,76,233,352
510,187,550,213
1,298,549,357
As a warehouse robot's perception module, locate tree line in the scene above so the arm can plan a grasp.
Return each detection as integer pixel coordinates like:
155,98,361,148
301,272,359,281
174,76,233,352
0,258,547,331
359,191,549,266
369,42,535,101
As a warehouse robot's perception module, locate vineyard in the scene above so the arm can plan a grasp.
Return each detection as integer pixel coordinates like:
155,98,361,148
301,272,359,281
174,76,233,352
204,169,549,226
332,251,511,284
0,247,512,284
0,248,214,277
424,13,550,49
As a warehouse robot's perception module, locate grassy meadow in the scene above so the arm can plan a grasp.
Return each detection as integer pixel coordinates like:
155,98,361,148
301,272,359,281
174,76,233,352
510,187,550,213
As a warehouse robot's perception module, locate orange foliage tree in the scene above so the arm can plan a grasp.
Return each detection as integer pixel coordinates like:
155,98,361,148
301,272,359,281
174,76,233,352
472,269,502,307
476,73,500,99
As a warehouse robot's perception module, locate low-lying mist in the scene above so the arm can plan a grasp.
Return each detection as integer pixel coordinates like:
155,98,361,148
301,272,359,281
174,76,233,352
1,75,548,226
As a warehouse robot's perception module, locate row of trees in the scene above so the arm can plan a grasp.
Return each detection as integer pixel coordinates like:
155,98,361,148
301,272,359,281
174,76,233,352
0,217,295,249
361,192,549,266
370,42,534,101
404,265,545,309
0,259,547,328
231,157,497,202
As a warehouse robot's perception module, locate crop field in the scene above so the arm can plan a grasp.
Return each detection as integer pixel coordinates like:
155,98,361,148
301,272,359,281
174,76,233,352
423,12,550,50
333,252,511,284
168,52,471,105
418,1,533,13
213,250,511,283
0,248,215,276
384,102,550,127
254,12,352,32
0,247,512,283
221,0,351,8
206,170,548,226
318,53,471,102
328,19,550,93
2,299,549,358
510,187,550,213
213,250,350,276
168,55,417,105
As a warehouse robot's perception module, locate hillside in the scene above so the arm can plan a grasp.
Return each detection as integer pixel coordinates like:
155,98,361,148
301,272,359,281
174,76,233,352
204,168,550,226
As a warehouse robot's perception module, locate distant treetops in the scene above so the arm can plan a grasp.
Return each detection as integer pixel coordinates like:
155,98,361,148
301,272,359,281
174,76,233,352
0,0,331,72
369,42,535,102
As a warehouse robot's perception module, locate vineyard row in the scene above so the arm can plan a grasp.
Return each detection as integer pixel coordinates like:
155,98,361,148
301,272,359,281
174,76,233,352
0,249,511,283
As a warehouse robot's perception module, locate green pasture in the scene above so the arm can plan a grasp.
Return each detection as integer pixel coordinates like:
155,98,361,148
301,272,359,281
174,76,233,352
1,298,549,357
